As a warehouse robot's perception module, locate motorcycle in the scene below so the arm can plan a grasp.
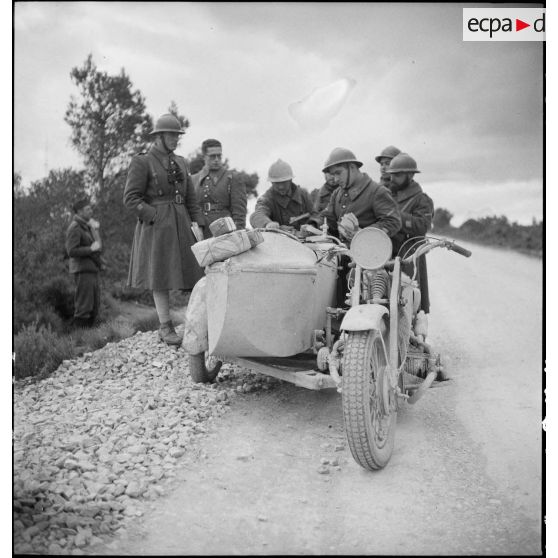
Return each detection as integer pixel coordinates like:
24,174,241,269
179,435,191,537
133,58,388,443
188,224,471,470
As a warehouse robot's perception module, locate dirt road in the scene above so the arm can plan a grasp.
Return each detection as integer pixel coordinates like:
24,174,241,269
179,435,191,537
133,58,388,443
91,242,543,555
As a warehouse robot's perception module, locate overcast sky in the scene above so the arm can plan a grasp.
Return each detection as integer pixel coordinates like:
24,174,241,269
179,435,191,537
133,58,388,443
14,1,543,225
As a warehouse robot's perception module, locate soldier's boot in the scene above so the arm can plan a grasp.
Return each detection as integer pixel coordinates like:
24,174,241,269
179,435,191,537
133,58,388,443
158,321,182,346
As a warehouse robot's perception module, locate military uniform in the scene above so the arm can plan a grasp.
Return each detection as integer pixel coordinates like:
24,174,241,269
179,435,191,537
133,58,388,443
315,173,401,239
391,179,434,313
65,215,101,326
250,183,314,229
124,144,205,290
313,182,338,214
192,167,247,238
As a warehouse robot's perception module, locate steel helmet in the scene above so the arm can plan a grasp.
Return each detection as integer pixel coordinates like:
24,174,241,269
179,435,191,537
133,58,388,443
268,159,294,182
322,148,363,173
150,113,185,135
374,145,402,163
386,153,421,173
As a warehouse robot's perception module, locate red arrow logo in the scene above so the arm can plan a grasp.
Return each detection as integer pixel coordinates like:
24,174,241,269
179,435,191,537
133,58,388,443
516,19,530,31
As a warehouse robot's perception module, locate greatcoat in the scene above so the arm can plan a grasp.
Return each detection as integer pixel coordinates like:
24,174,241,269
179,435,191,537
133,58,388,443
391,179,434,313
250,183,315,229
123,144,205,290
191,167,247,238
313,182,338,214
313,172,401,239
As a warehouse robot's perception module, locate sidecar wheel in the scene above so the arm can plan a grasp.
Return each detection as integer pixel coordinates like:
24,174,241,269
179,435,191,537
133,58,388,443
189,353,222,383
342,330,396,470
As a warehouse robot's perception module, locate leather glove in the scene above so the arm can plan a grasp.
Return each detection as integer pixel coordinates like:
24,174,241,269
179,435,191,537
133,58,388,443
265,221,280,230
338,212,360,241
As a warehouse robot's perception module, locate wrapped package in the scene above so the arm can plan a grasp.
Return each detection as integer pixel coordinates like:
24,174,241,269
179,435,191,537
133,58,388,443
182,277,209,354
246,230,264,248
191,230,253,267
209,216,237,237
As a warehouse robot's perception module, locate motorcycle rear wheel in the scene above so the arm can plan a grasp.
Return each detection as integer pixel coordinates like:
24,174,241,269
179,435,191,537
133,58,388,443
189,353,222,383
342,330,396,470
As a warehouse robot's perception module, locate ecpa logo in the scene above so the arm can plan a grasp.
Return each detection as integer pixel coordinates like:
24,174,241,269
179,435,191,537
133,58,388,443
463,8,545,41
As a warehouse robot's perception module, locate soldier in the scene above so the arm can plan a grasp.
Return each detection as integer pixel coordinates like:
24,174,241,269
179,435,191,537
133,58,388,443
65,197,102,328
191,139,247,238
123,113,205,346
250,159,315,230
310,147,401,241
386,153,434,314
312,171,338,214
307,148,401,306
375,145,402,190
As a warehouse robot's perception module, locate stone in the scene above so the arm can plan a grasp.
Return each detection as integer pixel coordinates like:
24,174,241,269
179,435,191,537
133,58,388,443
125,482,144,498
169,447,185,459
317,466,330,475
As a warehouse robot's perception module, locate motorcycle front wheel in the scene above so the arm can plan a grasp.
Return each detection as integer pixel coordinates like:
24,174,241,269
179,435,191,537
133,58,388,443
189,353,222,383
342,330,397,470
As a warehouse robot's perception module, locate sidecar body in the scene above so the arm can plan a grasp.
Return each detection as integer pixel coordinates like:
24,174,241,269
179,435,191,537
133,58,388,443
206,232,337,357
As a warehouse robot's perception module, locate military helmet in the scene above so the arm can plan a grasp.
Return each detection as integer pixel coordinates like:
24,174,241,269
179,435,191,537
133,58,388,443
150,113,185,135
386,153,421,173
268,159,294,182
374,145,402,163
322,147,363,173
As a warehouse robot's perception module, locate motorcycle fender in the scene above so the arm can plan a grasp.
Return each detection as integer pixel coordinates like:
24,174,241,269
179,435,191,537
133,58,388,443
341,304,388,332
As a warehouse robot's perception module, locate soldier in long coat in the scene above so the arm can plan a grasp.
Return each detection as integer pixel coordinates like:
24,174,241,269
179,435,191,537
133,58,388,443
386,153,434,314
309,148,401,306
124,113,205,345
191,138,247,238
250,159,314,229
310,148,401,240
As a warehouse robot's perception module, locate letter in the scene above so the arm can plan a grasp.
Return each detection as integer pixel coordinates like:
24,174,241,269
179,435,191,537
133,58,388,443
468,18,479,32
489,18,501,38
501,18,512,32
534,13,545,32
479,18,489,32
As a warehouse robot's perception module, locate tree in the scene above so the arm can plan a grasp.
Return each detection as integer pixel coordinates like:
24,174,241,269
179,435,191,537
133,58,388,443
432,207,453,230
64,54,153,195
14,172,23,198
185,149,259,199
167,100,190,131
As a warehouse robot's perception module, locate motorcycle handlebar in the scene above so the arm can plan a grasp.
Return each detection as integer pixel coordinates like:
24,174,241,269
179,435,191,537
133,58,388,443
447,241,472,258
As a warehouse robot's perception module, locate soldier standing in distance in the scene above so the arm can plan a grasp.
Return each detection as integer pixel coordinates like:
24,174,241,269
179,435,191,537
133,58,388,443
375,145,402,190
65,197,102,328
123,113,205,346
191,139,247,238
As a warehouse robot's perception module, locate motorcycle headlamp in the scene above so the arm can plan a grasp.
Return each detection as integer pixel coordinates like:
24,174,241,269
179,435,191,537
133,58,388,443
350,227,392,270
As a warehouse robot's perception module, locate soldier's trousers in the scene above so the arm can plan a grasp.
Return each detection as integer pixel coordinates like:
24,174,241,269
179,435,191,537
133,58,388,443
73,271,100,324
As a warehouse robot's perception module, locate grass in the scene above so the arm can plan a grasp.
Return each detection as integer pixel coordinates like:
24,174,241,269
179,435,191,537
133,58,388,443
13,296,188,383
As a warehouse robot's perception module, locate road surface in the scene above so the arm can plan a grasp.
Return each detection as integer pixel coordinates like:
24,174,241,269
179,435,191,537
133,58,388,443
92,241,543,555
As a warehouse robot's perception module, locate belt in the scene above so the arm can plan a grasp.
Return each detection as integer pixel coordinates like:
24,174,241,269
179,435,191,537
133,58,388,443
151,194,185,205
202,201,226,212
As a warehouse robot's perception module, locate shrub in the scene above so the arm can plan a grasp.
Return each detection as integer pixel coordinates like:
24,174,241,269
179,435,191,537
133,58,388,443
14,322,74,380
39,276,75,320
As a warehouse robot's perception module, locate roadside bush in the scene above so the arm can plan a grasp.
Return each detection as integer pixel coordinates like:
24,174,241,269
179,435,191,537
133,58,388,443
14,322,74,380
40,276,75,320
